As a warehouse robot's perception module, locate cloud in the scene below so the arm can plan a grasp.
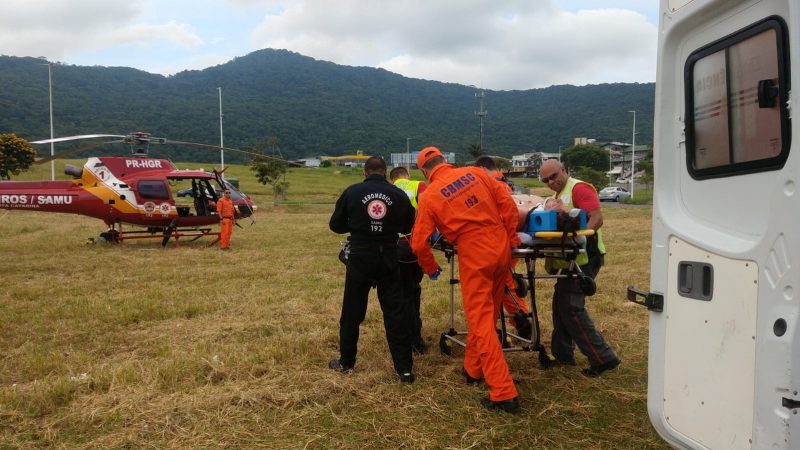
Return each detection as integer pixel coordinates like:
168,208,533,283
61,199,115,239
0,0,656,88
0,0,202,62
250,0,656,89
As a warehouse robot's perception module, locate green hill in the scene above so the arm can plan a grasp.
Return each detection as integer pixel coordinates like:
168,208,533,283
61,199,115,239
0,50,653,162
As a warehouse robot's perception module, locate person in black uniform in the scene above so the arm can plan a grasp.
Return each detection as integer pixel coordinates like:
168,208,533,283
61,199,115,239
329,156,417,383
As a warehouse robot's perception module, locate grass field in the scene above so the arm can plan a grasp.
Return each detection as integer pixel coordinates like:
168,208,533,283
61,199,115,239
0,161,665,449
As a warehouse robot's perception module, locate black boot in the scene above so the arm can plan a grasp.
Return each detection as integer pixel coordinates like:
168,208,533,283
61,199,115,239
462,367,482,385
581,358,620,377
481,397,520,413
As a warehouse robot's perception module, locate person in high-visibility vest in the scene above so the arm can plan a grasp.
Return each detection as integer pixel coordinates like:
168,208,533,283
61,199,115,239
539,159,619,377
411,146,521,413
216,188,236,250
473,156,533,340
389,166,428,354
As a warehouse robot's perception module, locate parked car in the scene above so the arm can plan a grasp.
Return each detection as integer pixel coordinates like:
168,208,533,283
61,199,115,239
615,177,629,184
599,186,631,202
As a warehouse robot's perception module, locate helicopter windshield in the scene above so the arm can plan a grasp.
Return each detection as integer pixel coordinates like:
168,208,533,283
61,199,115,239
220,180,247,201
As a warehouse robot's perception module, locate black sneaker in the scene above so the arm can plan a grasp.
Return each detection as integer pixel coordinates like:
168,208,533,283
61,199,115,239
462,367,482,385
328,359,353,373
581,358,620,377
550,357,577,367
399,372,415,383
481,397,520,413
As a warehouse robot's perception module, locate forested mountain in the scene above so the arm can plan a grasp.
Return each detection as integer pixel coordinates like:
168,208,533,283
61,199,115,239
0,49,654,163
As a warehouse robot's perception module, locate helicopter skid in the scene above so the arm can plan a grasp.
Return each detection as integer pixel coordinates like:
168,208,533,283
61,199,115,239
112,223,221,248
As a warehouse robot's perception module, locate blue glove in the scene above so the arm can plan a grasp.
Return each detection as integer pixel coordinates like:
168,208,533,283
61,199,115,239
429,267,442,281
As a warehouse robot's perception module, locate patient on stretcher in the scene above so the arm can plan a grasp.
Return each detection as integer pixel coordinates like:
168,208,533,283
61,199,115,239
512,194,587,249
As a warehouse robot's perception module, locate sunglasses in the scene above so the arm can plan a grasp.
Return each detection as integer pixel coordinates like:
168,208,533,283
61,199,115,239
541,172,560,183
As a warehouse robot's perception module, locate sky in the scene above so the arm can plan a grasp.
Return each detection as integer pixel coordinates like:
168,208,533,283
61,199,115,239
0,0,659,91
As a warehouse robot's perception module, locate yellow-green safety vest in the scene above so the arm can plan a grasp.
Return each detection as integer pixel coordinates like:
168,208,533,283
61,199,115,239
393,178,422,209
545,176,606,270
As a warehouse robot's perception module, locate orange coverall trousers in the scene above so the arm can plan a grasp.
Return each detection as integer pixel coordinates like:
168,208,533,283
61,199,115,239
219,218,233,249
459,227,518,401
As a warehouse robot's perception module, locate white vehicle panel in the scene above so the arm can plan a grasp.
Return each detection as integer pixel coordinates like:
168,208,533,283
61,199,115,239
664,237,757,449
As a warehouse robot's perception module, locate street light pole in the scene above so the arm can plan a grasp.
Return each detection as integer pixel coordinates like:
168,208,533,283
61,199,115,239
218,87,224,171
47,63,55,181
475,89,486,153
406,137,411,169
628,110,636,199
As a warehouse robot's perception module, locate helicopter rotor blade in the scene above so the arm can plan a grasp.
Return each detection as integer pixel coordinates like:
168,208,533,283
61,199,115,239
33,139,125,164
163,140,305,167
31,134,127,144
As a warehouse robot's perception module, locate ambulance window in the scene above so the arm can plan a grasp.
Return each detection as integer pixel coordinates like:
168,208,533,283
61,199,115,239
685,17,790,179
137,180,170,200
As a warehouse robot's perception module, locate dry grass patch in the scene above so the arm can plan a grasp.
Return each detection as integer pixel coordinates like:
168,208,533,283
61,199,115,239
0,165,664,449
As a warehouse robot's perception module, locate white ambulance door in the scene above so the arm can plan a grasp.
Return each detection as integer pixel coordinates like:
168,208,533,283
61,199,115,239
632,0,797,448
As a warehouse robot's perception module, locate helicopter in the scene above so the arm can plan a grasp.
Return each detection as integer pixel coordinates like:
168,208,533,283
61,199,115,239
0,131,285,246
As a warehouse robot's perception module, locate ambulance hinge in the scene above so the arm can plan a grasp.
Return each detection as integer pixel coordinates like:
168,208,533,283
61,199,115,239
627,285,663,312
782,397,800,410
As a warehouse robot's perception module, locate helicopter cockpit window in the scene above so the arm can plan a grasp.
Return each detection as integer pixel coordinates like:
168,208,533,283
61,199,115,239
222,181,246,201
137,180,170,200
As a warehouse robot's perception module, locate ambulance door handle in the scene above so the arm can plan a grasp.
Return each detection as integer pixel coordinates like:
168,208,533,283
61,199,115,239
678,261,713,301
758,79,780,108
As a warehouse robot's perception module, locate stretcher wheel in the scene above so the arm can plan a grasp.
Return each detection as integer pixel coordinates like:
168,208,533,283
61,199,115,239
439,333,452,356
513,273,528,297
579,274,597,296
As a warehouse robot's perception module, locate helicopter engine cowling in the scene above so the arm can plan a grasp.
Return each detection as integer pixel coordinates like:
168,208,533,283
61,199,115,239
64,164,83,179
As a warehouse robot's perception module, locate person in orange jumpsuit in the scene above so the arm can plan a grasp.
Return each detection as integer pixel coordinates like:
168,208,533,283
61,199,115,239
411,147,522,413
473,156,533,340
216,188,236,250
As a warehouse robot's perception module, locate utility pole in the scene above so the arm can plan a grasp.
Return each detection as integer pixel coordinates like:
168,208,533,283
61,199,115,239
46,63,55,181
218,87,224,171
475,89,487,153
406,137,412,169
629,110,636,199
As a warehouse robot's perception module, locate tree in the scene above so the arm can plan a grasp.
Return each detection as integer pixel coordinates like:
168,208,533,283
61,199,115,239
467,143,484,159
0,133,37,180
320,160,332,168
561,144,610,173
251,155,288,205
572,166,610,191
636,147,655,189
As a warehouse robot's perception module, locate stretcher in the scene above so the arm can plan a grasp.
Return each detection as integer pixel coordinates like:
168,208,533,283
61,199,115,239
435,229,597,368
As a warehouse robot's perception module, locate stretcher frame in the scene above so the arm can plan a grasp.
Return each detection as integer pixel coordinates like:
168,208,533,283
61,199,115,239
436,230,596,368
